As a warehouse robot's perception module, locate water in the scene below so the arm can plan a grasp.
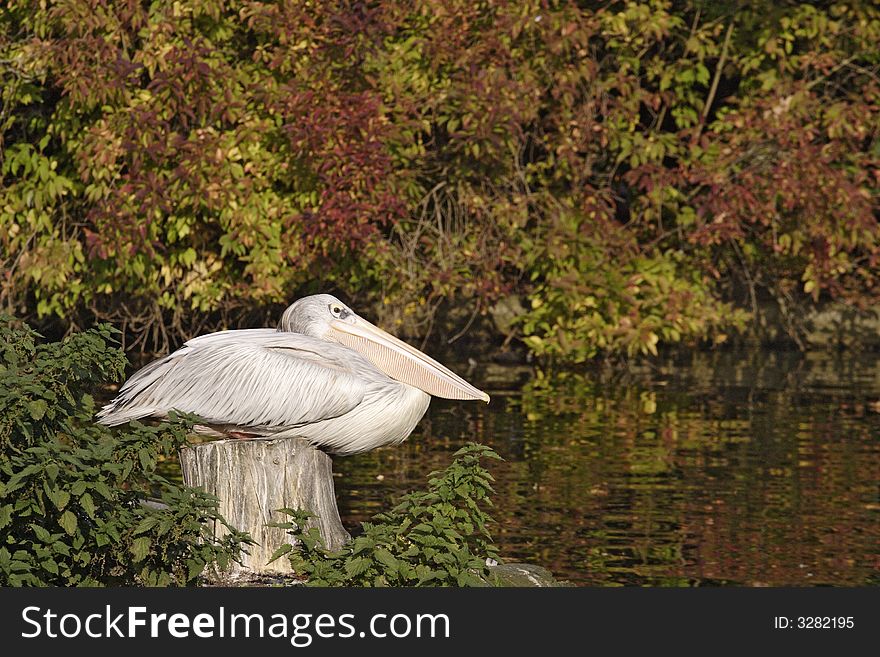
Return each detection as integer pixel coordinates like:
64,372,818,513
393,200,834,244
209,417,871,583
332,349,880,586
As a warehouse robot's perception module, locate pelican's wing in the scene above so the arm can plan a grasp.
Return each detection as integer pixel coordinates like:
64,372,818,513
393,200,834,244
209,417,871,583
96,329,372,430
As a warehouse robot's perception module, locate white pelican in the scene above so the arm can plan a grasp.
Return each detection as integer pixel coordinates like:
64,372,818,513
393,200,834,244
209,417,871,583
96,294,489,455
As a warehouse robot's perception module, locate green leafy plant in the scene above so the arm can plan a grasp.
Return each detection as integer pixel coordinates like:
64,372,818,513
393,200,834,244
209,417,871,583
518,211,749,364
271,443,502,587
0,318,251,586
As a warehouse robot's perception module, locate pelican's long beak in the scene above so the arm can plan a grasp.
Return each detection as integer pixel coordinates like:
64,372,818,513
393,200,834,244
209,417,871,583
328,316,490,403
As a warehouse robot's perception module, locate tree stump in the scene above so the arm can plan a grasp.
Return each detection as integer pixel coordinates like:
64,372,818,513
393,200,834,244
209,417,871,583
179,436,350,577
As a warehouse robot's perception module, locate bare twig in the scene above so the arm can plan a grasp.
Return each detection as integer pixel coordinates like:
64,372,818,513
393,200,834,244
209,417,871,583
447,300,481,345
730,238,759,317
694,21,734,143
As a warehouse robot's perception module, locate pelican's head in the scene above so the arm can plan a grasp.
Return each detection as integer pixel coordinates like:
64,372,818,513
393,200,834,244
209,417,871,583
278,294,354,337
278,294,490,403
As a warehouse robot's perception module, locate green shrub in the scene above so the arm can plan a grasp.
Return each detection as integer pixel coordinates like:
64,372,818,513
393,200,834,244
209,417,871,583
271,443,501,587
0,318,251,586
518,212,749,363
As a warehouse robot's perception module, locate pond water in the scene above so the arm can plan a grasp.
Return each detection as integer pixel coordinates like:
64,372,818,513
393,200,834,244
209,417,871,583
332,349,880,586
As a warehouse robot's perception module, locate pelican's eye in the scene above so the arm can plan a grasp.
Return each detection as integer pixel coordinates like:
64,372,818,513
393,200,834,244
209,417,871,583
330,303,344,317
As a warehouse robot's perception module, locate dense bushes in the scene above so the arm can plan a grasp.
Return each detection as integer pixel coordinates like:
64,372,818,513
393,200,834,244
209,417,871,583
0,318,249,585
1,1,878,358
272,443,501,586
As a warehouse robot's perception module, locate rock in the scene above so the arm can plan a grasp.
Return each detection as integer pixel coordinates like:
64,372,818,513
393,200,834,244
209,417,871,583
490,295,527,336
742,298,880,349
801,304,880,349
485,562,566,587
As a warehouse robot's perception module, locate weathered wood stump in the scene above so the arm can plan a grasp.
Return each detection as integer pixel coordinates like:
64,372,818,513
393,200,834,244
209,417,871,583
179,436,350,577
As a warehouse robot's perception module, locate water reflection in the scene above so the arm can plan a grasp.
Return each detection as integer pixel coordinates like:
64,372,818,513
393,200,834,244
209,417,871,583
333,350,880,586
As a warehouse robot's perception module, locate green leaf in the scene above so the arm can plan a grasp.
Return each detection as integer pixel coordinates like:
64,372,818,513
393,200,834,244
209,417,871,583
30,524,52,543
137,448,154,472
131,537,151,562
351,536,375,554
268,543,293,563
132,515,159,536
28,399,48,420
374,548,399,573
51,541,71,557
92,481,113,500
187,558,206,580
79,493,96,519
58,510,77,536
415,565,438,583
344,557,371,579
0,505,12,529
46,486,71,511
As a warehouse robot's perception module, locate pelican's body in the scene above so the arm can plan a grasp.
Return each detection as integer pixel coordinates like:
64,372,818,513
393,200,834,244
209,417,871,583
96,294,488,455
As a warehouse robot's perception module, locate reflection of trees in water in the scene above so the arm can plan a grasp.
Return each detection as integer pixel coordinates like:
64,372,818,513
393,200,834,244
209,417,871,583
337,350,880,586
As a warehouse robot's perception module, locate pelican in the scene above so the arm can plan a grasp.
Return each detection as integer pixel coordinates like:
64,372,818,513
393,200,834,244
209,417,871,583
96,294,489,455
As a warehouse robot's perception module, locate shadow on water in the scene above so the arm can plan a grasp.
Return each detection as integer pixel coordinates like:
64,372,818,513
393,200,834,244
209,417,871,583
333,349,880,587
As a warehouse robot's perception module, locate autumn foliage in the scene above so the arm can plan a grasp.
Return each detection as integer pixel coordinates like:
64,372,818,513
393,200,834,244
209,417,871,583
1,1,878,359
